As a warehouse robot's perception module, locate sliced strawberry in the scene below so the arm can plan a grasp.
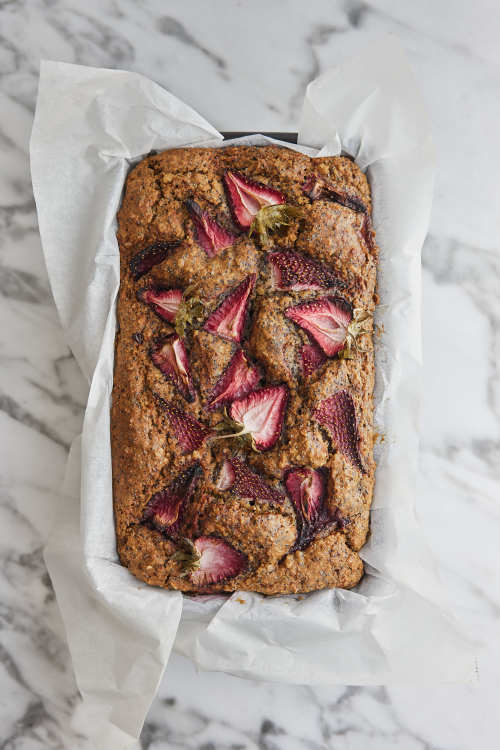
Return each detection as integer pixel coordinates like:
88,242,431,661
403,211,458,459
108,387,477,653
284,466,326,523
284,466,347,550
156,395,212,454
313,390,365,473
360,212,376,254
303,175,375,253
186,198,238,257
301,342,327,378
267,249,344,292
224,170,285,230
302,174,367,214
142,462,201,537
203,274,256,343
286,297,352,357
207,349,261,411
190,536,247,586
217,457,284,504
150,335,196,402
301,174,324,201
137,286,182,323
216,458,236,491
129,241,180,281
229,385,289,451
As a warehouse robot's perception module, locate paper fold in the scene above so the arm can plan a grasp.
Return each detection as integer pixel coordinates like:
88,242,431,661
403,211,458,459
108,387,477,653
29,39,474,750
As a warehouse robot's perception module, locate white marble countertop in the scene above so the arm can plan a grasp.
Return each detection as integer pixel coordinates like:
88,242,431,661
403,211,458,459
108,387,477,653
1,1,499,748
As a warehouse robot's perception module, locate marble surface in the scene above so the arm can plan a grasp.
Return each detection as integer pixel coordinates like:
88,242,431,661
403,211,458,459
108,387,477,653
1,1,499,748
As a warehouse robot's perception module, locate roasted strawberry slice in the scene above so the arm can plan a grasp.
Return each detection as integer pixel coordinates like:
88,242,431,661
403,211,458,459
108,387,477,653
227,385,288,451
286,297,352,357
172,536,247,586
284,466,347,550
302,174,368,214
216,458,236,491
137,286,183,323
156,395,212,454
150,335,195,402
142,462,201,537
301,342,327,378
207,349,261,411
301,174,324,201
203,274,256,343
224,170,285,230
129,241,180,281
186,198,238,257
313,390,365,473
359,212,376,255
284,466,326,523
191,536,247,585
303,175,376,253
268,249,344,292
217,457,284,504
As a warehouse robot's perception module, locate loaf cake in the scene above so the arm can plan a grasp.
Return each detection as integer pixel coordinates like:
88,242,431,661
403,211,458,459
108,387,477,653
112,145,377,595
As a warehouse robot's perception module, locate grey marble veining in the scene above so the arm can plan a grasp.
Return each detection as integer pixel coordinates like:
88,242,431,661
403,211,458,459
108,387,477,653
0,1,499,748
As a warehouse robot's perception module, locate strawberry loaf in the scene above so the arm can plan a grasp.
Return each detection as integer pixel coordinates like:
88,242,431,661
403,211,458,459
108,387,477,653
112,145,378,594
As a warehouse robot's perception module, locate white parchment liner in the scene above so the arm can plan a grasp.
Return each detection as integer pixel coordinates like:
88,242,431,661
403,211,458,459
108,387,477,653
30,38,475,750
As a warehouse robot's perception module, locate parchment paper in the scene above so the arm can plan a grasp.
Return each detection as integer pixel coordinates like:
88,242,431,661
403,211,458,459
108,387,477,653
30,37,475,750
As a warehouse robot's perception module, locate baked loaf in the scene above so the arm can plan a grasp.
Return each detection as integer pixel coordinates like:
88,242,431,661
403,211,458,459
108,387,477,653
112,145,377,594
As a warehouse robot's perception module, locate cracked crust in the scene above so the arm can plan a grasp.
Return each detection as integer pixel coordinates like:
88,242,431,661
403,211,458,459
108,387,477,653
112,145,377,593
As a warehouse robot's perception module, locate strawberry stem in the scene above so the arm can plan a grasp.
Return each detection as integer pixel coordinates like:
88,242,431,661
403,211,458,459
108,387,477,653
210,425,251,442
249,204,304,245
170,539,201,577
339,309,372,359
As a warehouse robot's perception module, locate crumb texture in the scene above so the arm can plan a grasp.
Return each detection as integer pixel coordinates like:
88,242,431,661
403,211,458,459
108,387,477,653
112,145,378,594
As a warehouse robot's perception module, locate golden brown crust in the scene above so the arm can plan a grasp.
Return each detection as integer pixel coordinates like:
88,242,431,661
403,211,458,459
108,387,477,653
112,145,378,594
